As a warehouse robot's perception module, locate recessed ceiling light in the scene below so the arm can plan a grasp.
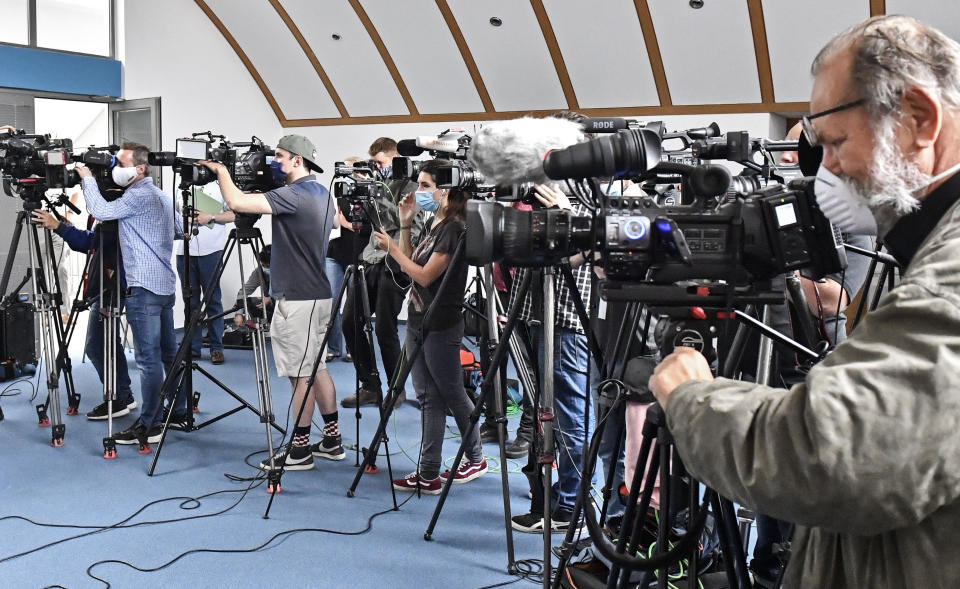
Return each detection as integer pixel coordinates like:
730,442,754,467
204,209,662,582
489,16,503,27
332,33,342,41
689,0,704,8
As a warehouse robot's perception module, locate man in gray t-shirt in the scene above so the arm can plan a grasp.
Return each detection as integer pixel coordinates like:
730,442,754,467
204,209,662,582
200,134,344,472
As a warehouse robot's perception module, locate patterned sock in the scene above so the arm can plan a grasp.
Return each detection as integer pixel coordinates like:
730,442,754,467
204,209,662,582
292,425,311,447
321,412,339,438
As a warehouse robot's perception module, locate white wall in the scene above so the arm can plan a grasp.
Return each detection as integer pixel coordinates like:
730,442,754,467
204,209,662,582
122,0,783,325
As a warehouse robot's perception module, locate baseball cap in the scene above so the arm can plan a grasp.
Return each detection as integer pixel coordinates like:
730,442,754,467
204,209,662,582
277,134,323,173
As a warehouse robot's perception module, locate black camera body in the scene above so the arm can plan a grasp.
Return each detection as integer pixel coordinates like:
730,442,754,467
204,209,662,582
150,134,282,192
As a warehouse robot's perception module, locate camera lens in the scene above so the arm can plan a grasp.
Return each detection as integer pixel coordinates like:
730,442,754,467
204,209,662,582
543,128,662,180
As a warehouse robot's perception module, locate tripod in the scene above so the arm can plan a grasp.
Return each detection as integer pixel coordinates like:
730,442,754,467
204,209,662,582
148,194,283,474
0,198,80,445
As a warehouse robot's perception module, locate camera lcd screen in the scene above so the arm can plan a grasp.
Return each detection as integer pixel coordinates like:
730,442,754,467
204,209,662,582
774,202,798,227
176,139,209,160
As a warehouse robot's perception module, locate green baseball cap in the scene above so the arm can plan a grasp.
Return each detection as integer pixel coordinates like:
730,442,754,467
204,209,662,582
277,134,323,173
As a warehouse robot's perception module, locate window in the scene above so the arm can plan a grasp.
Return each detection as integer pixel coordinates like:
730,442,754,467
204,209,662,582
36,0,111,56
0,0,30,45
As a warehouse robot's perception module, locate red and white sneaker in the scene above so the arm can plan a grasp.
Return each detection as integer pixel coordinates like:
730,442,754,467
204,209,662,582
440,458,488,484
392,472,442,494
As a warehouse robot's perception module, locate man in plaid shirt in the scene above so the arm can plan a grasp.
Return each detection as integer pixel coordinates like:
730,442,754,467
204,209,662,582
79,142,183,446
508,186,598,533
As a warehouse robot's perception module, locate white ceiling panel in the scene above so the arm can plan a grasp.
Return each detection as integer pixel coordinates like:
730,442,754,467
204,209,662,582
448,0,567,112
279,0,407,117
764,0,868,103
204,0,338,120
359,0,483,114
649,0,760,105
886,0,960,43
543,0,660,108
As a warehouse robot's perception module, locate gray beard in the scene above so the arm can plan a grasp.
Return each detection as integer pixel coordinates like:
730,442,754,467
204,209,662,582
846,119,929,235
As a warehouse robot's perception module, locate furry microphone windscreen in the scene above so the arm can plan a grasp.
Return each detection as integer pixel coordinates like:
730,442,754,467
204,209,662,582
468,116,585,186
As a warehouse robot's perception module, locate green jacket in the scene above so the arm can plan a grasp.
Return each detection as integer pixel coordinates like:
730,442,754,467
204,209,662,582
666,195,960,588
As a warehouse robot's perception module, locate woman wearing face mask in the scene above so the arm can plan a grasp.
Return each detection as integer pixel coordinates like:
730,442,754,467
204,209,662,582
373,159,487,493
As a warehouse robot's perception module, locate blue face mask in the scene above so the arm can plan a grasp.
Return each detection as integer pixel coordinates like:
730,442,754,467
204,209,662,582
415,190,439,212
269,159,286,182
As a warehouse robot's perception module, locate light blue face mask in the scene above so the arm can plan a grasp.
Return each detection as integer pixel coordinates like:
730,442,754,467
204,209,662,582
415,190,439,212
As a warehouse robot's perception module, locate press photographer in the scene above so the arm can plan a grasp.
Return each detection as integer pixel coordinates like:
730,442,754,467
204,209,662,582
338,137,422,408
78,142,182,445
199,134,344,471
650,15,960,586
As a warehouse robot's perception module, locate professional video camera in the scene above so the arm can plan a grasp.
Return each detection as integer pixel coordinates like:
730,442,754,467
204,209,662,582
148,132,281,192
465,117,845,291
392,129,496,192
0,129,119,206
331,159,386,229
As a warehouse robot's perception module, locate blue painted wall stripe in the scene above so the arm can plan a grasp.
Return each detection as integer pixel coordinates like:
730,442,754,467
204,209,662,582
0,44,121,97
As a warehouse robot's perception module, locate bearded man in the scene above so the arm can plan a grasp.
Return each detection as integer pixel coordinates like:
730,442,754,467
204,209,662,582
649,15,960,587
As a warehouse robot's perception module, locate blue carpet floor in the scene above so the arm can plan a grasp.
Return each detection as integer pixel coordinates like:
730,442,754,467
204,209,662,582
0,336,556,588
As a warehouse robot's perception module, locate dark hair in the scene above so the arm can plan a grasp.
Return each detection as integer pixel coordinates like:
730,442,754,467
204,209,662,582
368,137,398,157
121,141,151,174
417,160,467,221
259,244,271,266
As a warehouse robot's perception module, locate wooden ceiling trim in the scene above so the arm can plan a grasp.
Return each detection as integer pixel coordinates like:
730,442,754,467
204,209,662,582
747,0,775,103
870,0,886,17
279,101,811,127
529,0,579,110
435,0,495,112
632,0,671,107
269,0,348,118
195,0,288,124
348,0,418,115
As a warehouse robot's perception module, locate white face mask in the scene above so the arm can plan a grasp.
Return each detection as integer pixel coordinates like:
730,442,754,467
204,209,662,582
112,165,140,187
814,166,878,236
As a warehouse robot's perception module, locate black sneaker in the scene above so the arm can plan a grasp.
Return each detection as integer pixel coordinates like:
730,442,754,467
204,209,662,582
552,508,584,533
505,437,531,459
310,435,346,460
166,413,192,431
86,398,137,421
259,445,314,471
511,511,559,534
115,423,162,445
479,420,498,444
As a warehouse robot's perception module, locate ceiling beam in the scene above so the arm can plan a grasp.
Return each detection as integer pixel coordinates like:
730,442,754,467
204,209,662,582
269,0,348,118
348,0,418,115
632,0,671,107
435,0,495,112
870,0,886,17
280,101,811,127
747,0,775,103
194,0,287,124
529,0,578,110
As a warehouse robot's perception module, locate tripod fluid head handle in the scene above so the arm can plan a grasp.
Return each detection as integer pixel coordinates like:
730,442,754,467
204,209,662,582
733,309,820,361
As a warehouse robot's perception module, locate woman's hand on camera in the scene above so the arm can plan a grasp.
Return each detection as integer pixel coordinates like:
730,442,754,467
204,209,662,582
398,192,417,225
198,160,227,175
533,185,571,209
373,229,396,253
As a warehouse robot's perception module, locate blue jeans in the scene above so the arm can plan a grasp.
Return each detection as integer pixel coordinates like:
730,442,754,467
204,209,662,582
532,325,597,512
176,252,224,355
125,287,181,426
85,301,134,405
324,257,348,356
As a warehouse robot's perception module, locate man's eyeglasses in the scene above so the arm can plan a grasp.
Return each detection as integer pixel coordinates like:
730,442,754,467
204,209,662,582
801,98,866,147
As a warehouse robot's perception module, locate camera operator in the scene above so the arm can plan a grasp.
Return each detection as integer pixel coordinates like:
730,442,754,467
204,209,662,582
339,137,422,408
199,135,344,470
77,142,182,445
373,160,487,492
326,156,372,362
508,181,598,533
176,182,235,365
650,16,960,586
31,209,136,420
